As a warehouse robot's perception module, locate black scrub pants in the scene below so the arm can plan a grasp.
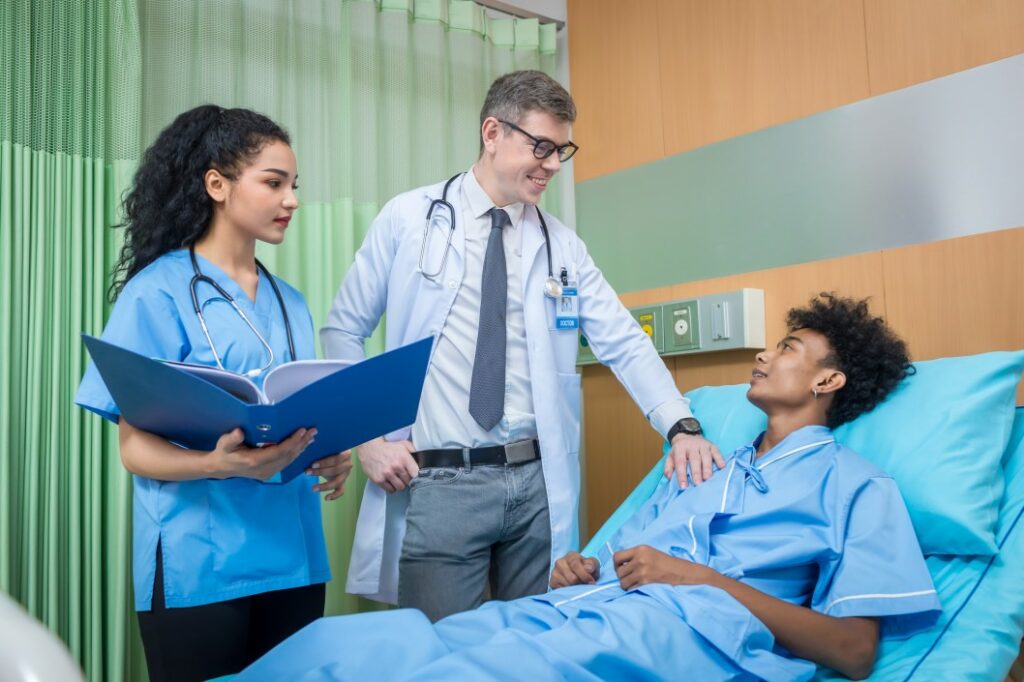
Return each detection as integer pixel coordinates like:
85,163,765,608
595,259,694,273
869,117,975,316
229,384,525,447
137,545,325,682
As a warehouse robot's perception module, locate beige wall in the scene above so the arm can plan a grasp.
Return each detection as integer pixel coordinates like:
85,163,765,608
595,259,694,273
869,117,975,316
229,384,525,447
568,0,1024,183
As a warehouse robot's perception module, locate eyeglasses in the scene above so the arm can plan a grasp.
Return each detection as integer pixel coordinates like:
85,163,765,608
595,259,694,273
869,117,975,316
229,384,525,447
498,119,579,162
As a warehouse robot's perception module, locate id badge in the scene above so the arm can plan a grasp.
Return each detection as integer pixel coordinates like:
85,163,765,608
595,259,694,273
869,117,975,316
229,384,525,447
555,283,579,330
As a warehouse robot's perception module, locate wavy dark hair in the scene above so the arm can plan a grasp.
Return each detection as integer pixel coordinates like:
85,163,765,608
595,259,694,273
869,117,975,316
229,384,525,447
787,293,914,428
109,105,290,300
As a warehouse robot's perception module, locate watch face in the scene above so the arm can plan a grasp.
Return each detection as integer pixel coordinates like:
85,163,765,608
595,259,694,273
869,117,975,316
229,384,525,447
679,418,702,434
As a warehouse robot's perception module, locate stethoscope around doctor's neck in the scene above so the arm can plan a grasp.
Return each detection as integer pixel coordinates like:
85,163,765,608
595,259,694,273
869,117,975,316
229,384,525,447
189,247,296,378
418,172,565,299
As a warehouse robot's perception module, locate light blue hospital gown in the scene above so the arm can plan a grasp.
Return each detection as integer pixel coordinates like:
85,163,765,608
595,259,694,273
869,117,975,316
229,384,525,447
236,424,940,681
75,250,330,611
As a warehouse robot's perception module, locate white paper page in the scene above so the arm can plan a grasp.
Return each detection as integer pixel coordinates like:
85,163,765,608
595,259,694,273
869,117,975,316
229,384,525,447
163,360,265,404
263,359,352,403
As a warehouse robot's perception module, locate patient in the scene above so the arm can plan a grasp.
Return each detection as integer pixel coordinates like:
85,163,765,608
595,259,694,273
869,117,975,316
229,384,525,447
237,294,941,682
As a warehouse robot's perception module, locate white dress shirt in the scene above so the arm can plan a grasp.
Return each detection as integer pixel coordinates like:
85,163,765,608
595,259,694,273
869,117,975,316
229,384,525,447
411,167,538,450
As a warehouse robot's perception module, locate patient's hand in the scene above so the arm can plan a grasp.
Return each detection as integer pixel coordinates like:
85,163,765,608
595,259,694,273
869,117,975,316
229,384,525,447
613,545,718,590
550,551,600,588
666,434,726,488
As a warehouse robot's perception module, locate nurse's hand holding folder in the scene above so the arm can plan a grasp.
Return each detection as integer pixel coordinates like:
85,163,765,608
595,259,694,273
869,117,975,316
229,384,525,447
120,421,317,483
120,416,312,480
119,422,353,499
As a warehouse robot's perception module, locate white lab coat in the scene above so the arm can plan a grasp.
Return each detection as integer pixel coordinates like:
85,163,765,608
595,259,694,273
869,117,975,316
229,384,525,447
321,175,689,603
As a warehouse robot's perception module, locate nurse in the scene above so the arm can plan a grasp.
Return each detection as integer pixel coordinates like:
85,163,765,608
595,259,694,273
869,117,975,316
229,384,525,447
75,106,352,682
322,69,724,620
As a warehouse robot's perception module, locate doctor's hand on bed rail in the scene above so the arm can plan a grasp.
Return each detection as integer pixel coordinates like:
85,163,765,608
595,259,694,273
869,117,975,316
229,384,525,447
667,434,726,488
549,551,601,588
357,437,419,493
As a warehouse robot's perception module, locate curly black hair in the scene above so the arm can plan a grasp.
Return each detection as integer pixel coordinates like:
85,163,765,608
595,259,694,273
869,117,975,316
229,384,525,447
109,105,290,300
787,293,913,428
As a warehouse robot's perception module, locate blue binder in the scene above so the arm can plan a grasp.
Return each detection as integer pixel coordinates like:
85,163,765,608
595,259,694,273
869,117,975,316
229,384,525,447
82,334,433,483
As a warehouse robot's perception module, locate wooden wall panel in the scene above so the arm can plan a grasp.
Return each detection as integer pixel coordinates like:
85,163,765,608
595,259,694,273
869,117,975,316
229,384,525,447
582,227,1024,542
882,227,1024,367
566,0,665,183
864,0,1024,95
567,0,1024,181
656,0,872,156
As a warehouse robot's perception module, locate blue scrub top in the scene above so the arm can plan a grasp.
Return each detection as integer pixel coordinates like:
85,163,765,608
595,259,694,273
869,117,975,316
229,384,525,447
76,250,331,611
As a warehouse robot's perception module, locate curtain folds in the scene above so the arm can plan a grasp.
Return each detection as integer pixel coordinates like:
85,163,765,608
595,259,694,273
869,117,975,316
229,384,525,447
2,1,145,679
3,1,563,679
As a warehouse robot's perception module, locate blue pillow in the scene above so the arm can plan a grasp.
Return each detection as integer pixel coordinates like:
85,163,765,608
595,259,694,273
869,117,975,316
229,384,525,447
685,351,1024,556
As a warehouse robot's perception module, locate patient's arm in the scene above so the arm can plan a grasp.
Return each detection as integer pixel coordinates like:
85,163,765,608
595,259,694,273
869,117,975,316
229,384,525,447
549,551,600,588
614,546,879,680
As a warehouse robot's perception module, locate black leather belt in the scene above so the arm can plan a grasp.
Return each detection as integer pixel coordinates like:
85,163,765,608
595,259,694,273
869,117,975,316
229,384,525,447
413,439,541,468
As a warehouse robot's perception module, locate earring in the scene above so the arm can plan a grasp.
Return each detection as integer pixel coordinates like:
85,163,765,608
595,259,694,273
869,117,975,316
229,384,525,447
812,387,819,399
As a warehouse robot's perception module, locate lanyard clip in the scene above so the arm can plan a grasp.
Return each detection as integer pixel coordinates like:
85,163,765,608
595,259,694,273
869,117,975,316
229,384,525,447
560,267,569,286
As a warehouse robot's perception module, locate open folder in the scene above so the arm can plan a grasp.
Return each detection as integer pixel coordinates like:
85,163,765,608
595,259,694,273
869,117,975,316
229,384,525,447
82,334,433,483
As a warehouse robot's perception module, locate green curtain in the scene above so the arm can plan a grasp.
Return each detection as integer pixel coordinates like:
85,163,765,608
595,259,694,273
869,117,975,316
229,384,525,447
2,1,561,679
1,1,147,680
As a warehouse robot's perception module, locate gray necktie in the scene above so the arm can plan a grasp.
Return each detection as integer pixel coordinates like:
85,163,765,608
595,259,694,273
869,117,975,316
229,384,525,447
469,208,510,431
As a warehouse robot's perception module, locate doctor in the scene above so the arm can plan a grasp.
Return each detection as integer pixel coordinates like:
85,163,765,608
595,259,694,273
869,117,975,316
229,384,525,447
321,70,723,621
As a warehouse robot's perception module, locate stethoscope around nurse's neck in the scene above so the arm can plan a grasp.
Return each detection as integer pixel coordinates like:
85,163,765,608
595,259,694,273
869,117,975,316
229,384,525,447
188,247,296,378
418,172,565,299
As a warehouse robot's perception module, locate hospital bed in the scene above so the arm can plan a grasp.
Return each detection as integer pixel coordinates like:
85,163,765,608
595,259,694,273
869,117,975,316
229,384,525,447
225,351,1024,681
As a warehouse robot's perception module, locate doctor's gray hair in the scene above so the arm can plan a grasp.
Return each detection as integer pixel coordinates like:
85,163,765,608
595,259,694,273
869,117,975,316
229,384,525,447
480,70,576,135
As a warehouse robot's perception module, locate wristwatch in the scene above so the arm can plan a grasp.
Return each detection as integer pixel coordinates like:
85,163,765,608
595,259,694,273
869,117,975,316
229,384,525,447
667,417,703,442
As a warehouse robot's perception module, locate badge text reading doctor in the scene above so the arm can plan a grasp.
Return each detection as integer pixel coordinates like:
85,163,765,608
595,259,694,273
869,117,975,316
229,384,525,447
556,274,579,330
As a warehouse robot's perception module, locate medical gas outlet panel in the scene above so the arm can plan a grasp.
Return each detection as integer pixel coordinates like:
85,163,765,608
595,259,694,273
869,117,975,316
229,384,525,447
577,288,765,366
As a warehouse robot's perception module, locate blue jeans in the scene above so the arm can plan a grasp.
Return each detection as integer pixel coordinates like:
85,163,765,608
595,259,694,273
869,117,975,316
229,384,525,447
398,458,551,621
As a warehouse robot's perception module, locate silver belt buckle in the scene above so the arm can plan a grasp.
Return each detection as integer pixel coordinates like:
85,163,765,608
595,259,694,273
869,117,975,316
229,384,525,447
504,439,536,465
